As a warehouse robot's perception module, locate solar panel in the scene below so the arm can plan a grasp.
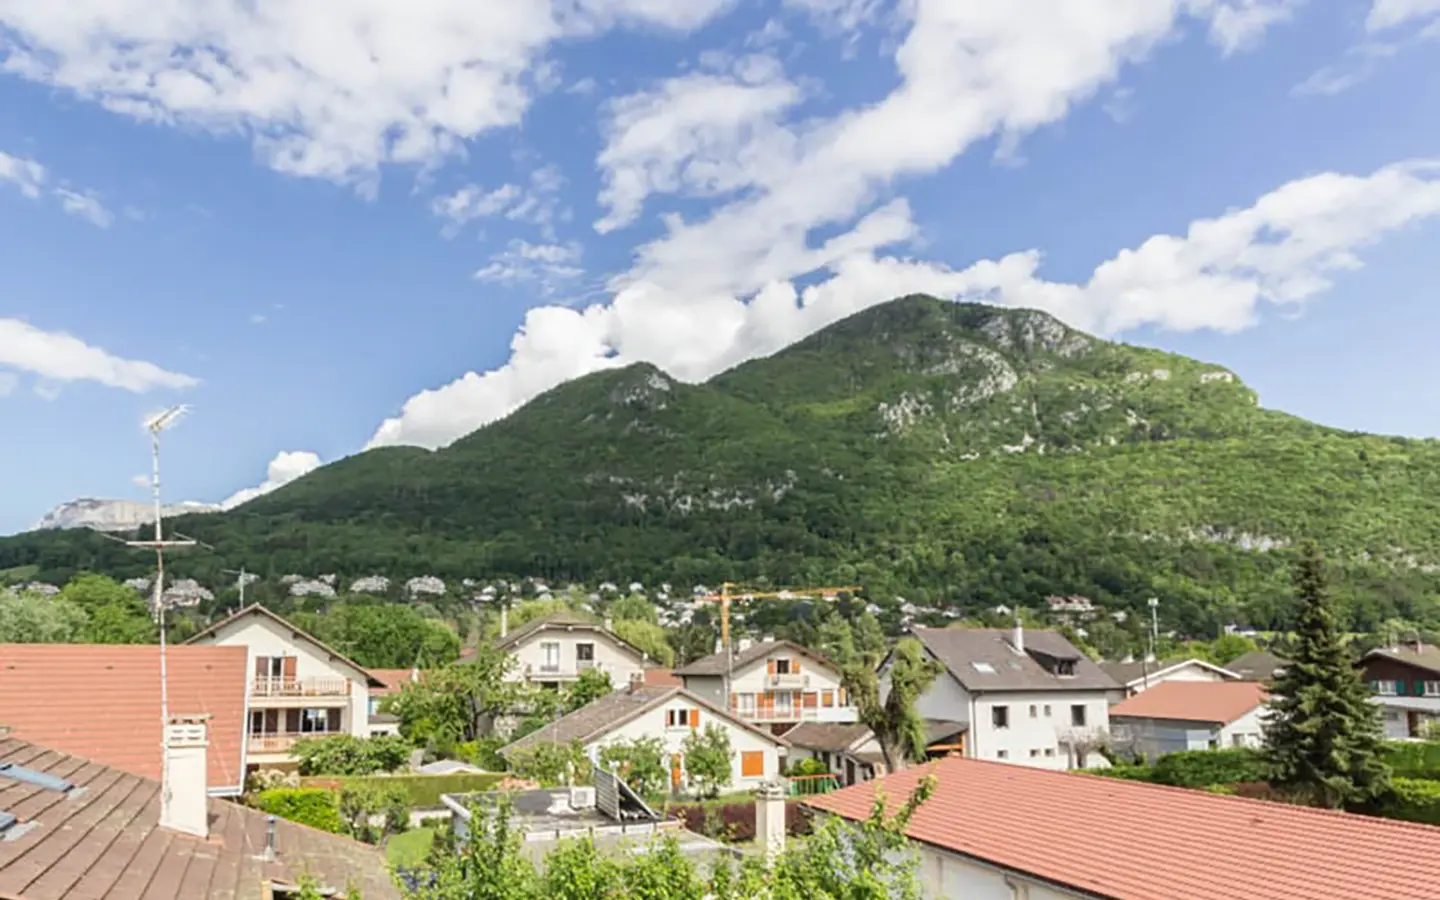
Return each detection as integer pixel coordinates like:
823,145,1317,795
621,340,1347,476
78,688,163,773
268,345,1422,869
0,763,73,793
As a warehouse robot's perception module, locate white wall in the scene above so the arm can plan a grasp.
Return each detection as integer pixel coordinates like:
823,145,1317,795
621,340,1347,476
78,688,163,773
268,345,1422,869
728,650,845,696
1218,705,1268,749
970,691,1113,770
1125,662,1233,695
695,648,852,723
920,843,1084,900
196,613,369,738
908,671,973,725
589,696,783,791
508,627,646,687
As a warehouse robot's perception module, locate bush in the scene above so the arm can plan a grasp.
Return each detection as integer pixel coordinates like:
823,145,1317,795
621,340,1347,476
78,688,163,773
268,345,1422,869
301,772,505,808
786,757,831,777
1150,749,1267,788
1379,777,1440,825
293,734,411,776
1383,741,1440,780
253,788,344,833
338,783,409,844
1086,763,1156,782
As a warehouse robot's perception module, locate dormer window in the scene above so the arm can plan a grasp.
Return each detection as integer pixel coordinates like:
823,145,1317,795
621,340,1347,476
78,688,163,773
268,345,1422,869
1055,659,1077,677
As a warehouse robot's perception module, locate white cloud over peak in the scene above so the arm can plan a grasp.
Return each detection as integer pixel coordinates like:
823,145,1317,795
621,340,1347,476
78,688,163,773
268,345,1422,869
0,0,737,187
220,450,324,510
0,318,198,393
1368,0,1440,30
367,158,1440,451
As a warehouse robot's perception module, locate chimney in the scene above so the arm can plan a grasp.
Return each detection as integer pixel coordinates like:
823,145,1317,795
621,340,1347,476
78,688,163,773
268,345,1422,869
628,671,644,693
1012,621,1024,655
500,605,509,638
754,779,787,864
603,616,614,632
161,714,210,838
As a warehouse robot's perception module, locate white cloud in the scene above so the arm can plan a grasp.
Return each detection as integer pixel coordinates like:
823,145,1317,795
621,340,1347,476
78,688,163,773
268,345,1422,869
367,159,1440,450
0,0,737,187
1368,0,1440,30
432,166,567,237
1291,42,1398,96
433,183,523,234
783,0,886,35
0,371,17,396
250,313,267,325
0,150,46,198
474,240,584,292
52,186,114,228
1197,0,1307,55
0,318,198,392
220,450,324,510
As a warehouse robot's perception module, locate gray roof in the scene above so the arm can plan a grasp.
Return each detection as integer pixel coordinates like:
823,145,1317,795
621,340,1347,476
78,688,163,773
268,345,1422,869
675,640,839,678
924,719,968,744
909,627,1120,693
495,612,648,662
500,685,788,757
782,723,871,752
1226,650,1288,681
1361,645,1440,678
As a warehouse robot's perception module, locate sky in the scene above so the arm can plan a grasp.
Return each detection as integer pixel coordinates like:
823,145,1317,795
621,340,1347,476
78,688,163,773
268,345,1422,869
2,0,1440,536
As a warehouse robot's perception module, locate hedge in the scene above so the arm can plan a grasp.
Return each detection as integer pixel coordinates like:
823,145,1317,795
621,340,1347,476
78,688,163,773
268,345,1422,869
1150,749,1267,788
253,788,345,833
1378,777,1440,825
1382,742,1440,781
301,772,505,808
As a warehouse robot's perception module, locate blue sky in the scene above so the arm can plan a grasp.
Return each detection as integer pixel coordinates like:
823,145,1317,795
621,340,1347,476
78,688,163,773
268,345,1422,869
2,0,1439,535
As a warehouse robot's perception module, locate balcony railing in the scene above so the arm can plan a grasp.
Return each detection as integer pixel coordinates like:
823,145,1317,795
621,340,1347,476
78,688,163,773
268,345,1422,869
732,704,859,723
251,677,350,698
767,672,807,688
248,731,342,753
524,662,607,679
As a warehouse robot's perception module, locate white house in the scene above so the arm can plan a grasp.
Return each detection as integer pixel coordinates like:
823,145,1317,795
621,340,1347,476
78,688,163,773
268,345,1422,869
1099,657,1241,699
888,626,1120,770
184,604,385,771
1109,680,1269,757
499,684,788,793
804,755,1440,900
675,640,857,729
496,612,649,690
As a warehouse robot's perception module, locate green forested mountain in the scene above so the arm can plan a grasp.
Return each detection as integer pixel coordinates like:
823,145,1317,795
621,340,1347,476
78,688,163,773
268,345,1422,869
6,295,1440,635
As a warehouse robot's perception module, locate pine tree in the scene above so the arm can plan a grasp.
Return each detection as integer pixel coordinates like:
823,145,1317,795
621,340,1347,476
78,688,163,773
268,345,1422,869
1261,544,1391,809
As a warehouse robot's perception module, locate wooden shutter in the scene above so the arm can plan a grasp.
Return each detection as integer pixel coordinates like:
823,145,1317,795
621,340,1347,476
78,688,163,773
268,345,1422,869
282,656,298,678
793,659,801,675
691,709,700,728
767,660,776,676
730,692,738,711
802,691,818,709
741,751,764,777
285,709,301,733
254,657,267,678
327,708,342,732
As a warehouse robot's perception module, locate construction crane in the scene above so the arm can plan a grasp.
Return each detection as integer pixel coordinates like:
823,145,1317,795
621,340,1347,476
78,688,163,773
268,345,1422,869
698,582,863,699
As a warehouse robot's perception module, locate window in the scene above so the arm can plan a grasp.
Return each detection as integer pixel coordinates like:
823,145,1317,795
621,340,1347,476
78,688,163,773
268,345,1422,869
1426,681,1440,697
738,694,756,716
1043,705,1052,717
1029,705,1037,718
775,659,793,675
1044,748,1055,757
1055,659,1077,677
774,692,794,717
667,708,699,728
992,706,1009,729
821,690,835,708
1029,749,1040,758
1375,680,1400,696
301,709,339,734
741,751,765,777
576,643,595,662
972,661,996,674
1071,705,1087,728
540,642,561,672
1231,733,1245,747
996,750,1009,760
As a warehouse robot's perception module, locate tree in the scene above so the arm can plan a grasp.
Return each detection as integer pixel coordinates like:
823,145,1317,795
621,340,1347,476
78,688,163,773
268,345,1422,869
598,736,667,795
506,740,591,787
680,723,732,799
564,668,613,712
387,648,526,751
816,615,858,667
338,782,408,845
296,602,460,669
613,619,675,667
409,798,539,900
292,734,410,776
59,574,155,644
1261,545,1391,809
607,593,657,625
845,638,943,773
851,611,888,668
0,590,88,642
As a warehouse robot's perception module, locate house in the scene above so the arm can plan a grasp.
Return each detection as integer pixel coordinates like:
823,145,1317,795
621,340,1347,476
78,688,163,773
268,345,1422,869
366,667,419,736
890,626,1120,769
1109,681,1269,757
442,767,732,863
804,755,1440,900
0,725,398,899
784,720,967,788
1226,648,1288,682
495,612,648,690
500,684,789,792
0,643,248,795
1358,642,1440,739
1099,657,1241,699
184,603,387,770
675,640,856,730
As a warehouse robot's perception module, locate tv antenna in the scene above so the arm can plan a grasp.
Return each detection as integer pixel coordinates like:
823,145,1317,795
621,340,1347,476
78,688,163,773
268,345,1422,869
125,405,197,791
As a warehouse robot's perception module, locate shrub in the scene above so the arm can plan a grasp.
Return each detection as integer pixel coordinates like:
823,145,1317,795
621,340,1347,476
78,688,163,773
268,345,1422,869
301,772,506,808
253,788,344,833
786,757,831,777
1086,764,1156,782
293,733,411,776
1150,749,1266,788
339,783,409,844
1378,777,1440,825
1382,741,1440,780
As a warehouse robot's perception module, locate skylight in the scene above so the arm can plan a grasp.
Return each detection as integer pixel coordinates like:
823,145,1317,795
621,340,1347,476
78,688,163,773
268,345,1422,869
0,762,73,794
972,662,996,674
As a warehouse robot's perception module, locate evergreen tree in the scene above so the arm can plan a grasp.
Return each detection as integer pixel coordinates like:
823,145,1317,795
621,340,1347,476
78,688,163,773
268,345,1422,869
1261,544,1391,809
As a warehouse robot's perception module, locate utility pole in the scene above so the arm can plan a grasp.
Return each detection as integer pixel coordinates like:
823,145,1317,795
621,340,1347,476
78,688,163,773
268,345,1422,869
1147,597,1160,658
125,406,195,807
221,567,249,608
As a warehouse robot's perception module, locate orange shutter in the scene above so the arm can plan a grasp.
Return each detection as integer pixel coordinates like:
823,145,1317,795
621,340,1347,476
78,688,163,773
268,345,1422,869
821,690,834,708
741,751,764,777
767,660,776,676
282,656,297,678
730,692,739,711
793,659,801,675
691,709,700,729
803,691,818,709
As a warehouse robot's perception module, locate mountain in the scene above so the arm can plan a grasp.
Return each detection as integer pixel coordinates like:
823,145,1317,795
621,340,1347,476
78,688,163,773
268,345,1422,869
31,498,220,532
5,296,1440,634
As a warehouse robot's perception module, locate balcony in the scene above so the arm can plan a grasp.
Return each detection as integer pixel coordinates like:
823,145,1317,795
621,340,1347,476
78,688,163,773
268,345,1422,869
248,731,344,755
523,662,607,680
251,677,351,701
732,704,859,724
767,672,807,688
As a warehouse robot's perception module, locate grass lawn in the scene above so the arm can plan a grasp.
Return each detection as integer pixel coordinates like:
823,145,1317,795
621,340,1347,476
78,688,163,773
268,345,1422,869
386,827,437,868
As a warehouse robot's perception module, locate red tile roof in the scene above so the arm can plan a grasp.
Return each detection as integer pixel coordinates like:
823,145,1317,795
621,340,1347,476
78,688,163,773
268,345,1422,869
368,668,419,695
0,734,399,899
806,756,1440,900
1110,680,1268,725
0,644,248,793
642,668,682,687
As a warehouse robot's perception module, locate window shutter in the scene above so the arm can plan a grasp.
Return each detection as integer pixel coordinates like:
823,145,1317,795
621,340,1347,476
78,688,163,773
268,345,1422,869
730,693,738,711
793,659,801,675
691,709,700,729
282,656,298,678
327,708,342,732
1418,680,1428,697
254,657,267,678
285,709,301,733
768,660,776,676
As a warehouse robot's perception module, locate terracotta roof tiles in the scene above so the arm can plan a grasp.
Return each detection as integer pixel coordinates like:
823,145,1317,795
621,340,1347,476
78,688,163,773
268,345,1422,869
0,644,247,794
1109,680,1268,725
806,755,1440,900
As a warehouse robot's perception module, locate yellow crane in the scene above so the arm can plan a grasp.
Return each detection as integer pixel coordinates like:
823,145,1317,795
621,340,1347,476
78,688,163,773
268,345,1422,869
698,582,863,697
